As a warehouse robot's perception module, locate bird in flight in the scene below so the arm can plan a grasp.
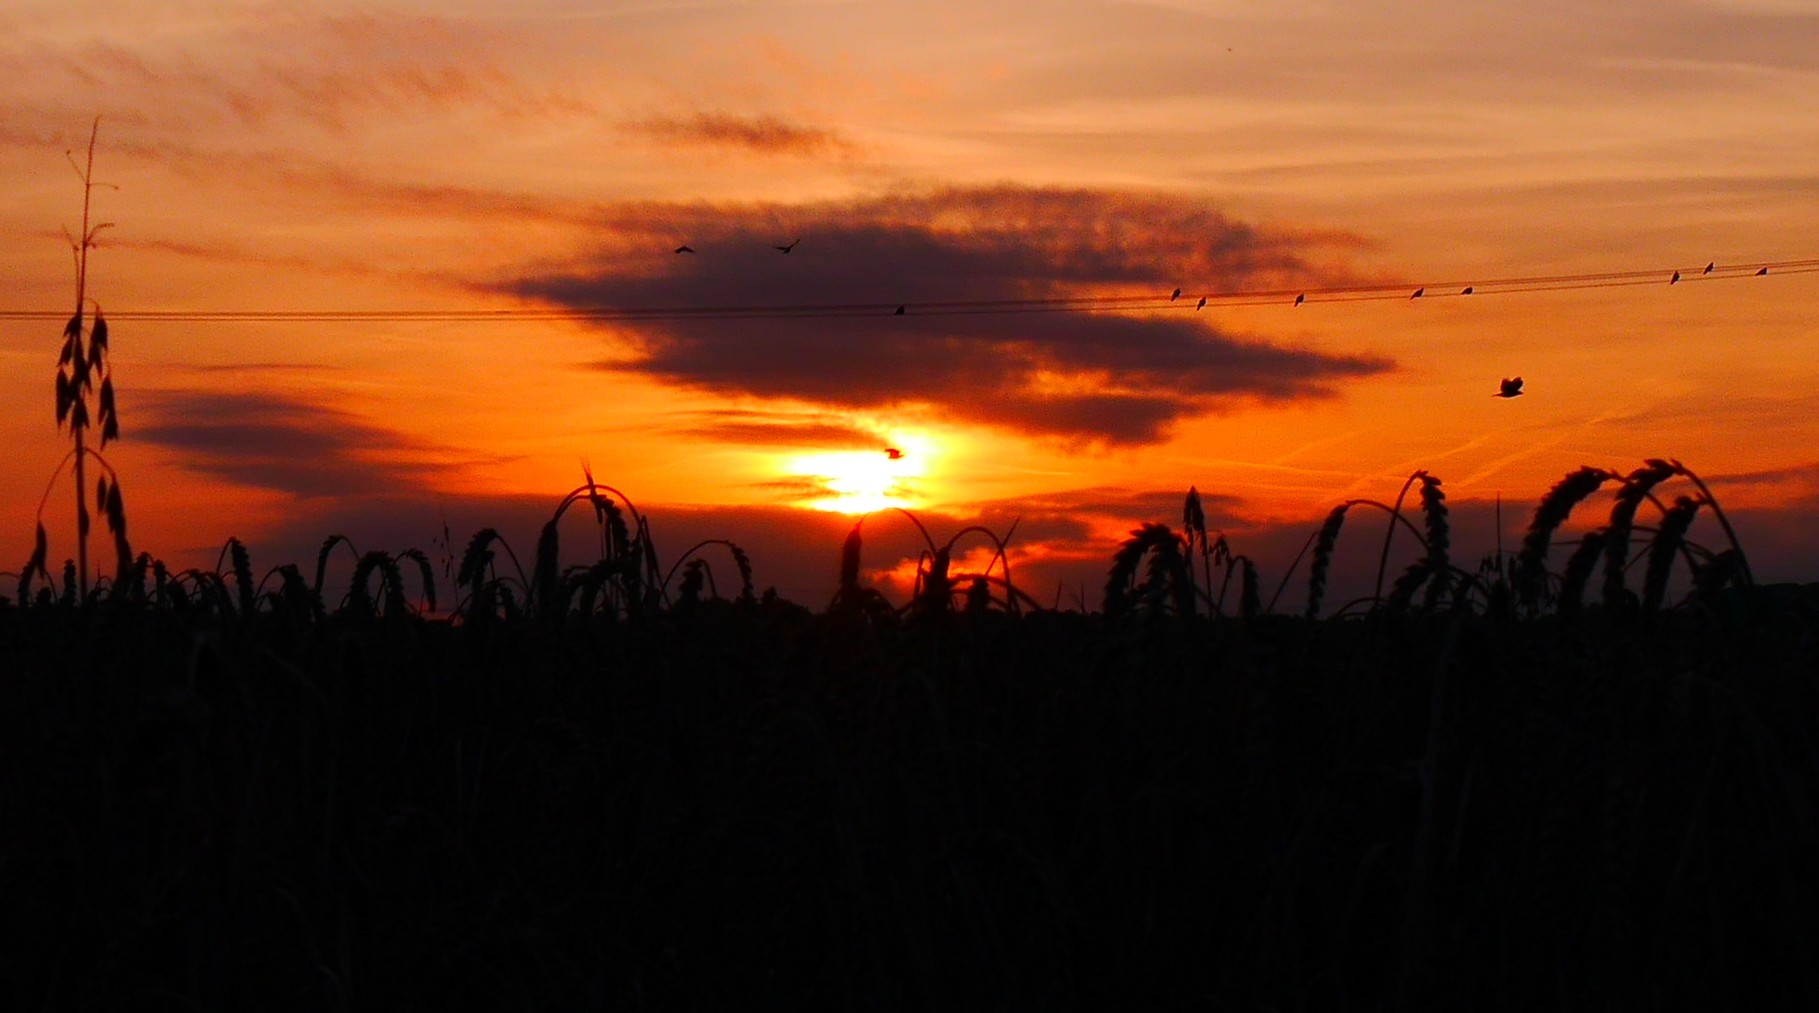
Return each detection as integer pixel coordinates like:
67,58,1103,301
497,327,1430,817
774,239,800,254
1494,377,1524,398
674,245,694,254
884,447,903,460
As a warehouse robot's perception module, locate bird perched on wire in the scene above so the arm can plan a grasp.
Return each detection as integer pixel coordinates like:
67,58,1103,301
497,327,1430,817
1294,293,1305,306
1670,271,1681,284
1171,288,1181,301
1195,297,1206,310
1494,377,1524,398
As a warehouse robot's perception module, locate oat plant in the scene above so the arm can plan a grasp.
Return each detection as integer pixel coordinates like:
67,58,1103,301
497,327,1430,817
22,119,128,602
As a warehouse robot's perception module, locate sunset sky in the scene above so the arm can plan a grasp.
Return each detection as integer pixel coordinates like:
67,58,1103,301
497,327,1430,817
3,0,1817,607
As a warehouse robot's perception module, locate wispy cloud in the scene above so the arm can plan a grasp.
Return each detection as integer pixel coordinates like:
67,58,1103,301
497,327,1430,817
48,14,592,135
1706,460,1819,488
625,113,856,156
669,408,885,447
511,185,1391,444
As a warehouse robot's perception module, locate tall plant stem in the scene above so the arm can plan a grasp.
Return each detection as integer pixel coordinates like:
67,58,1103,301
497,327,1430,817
70,120,101,599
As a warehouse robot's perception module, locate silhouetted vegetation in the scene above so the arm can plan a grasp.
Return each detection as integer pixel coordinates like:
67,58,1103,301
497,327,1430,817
25,117,131,605
4,461,1818,1010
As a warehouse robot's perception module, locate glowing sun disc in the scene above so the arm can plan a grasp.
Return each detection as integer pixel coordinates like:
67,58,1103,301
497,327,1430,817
788,439,931,515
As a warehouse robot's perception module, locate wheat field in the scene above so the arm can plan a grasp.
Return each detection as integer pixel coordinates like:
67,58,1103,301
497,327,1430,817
4,462,1816,1010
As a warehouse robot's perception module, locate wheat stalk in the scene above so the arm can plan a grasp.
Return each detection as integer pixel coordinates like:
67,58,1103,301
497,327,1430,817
1602,460,1677,610
1304,503,1351,619
1516,466,1617,610
1642,496,1703,613
1664,460,1753,586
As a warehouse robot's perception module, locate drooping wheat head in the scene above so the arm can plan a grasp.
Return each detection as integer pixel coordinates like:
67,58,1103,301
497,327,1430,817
1516,466,1617,610
1642,495,1703,613
1305,503,1350,620
1601,460,1676,610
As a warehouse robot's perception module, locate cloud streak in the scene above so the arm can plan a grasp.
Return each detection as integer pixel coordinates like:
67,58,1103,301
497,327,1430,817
133,388,455,499
669,408,886,448
625,113,856,156
25,12,594,137
508,185,1391,444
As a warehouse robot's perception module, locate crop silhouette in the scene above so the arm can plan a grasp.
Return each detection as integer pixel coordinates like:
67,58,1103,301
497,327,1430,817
4,451,1814,1010
15,454,1753,626
21,119,130,604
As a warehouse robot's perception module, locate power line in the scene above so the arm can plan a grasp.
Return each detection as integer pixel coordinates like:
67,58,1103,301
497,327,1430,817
0,258,1813,324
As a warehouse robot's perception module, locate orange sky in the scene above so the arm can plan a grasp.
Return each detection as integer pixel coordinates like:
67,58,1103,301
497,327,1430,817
3,0,1817,605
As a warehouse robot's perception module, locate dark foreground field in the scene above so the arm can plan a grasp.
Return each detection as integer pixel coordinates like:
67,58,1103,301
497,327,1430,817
4,590,1818,1011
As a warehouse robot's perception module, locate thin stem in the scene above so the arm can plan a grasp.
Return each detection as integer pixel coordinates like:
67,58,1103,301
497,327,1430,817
1374,471,1423,604
71,119,100,599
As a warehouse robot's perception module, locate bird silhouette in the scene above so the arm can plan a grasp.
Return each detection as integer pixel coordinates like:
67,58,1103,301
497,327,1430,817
1411,287,1425,299
774,239,800,254
1670,271,1681,284
884,448,903,460
1495,377,1524,398
893,305,905,315
1294,293,1305,306
1757,267,1769,276
1704,261,1715,274
674,245,694,254
1461,286,1474,295
1195,297,1206,311
1171,288,1182,301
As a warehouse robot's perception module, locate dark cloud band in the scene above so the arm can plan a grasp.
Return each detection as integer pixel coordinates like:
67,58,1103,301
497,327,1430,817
507,185,1392,444
134,388,445,498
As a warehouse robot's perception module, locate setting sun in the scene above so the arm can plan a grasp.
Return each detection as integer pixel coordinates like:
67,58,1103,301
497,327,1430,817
788,436,934,515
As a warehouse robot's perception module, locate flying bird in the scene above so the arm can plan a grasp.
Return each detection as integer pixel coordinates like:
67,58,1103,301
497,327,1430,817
884,447,903,460
774,239,800,254
674,245,694,254
1670,271,1681,284
1195,297,1206,311
1461,286,1474,295
1495,377,1524,398
1411,287,1425,299
1294,293,1305,306
1171,288,1182,301
1704,261,1715,274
